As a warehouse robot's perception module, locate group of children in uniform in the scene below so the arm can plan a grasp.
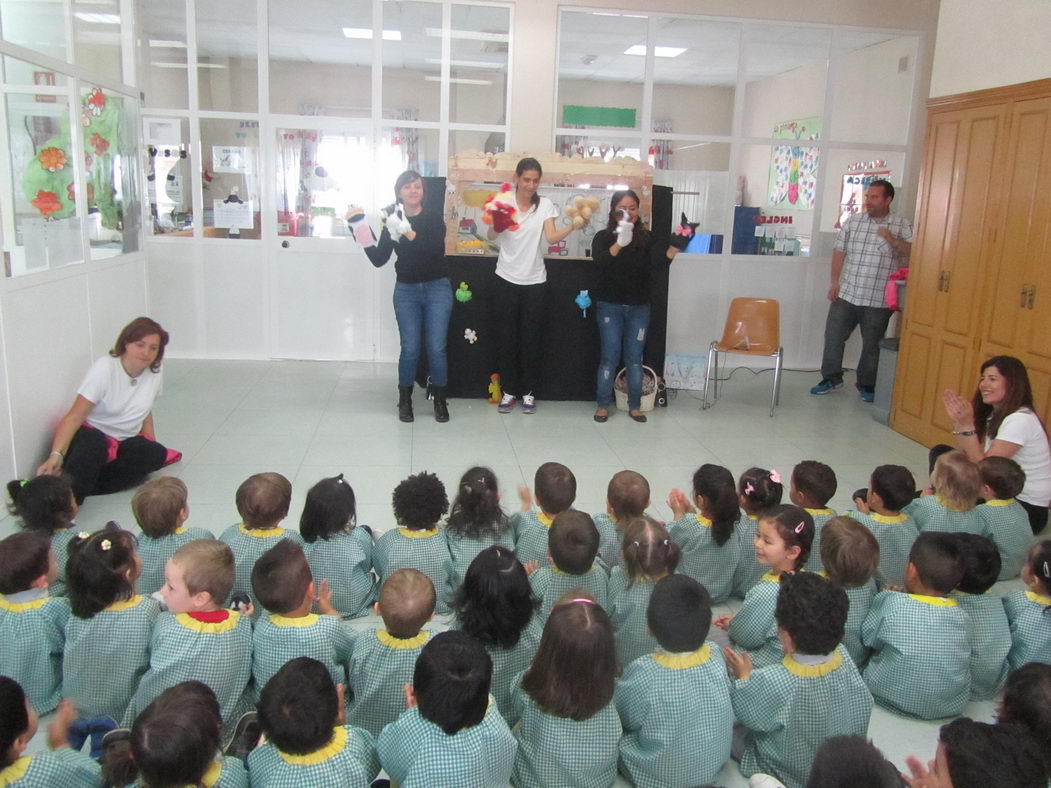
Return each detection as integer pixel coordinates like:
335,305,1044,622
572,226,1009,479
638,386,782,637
0,447,1050,788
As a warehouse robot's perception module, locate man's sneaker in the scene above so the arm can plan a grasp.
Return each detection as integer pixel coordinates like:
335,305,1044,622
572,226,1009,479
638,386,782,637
521,393,537,414
224,711,262,761
809,377,843,395
498,393,516,413
859,387,875,403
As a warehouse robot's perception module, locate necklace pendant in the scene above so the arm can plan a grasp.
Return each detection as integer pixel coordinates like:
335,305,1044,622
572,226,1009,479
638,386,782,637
129,377,138,386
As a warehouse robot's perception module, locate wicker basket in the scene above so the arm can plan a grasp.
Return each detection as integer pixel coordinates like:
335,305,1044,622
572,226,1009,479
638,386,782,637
614,365,657,412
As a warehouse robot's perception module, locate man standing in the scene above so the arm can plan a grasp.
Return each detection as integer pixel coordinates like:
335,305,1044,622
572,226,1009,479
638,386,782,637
810,179,912,402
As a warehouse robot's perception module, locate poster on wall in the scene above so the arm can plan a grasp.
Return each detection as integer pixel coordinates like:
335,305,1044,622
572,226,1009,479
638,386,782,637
213,146,249,174
768,117,820,210
835,162,891,229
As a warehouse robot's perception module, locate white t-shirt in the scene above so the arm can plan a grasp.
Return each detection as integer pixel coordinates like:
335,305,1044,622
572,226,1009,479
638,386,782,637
987,407,1051,507
76,355,163,440
494,196,559,286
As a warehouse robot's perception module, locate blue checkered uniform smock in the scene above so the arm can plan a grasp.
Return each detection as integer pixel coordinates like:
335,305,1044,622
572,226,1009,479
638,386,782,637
608,566,661,667
862,590,970,718
444,526,515,593
252,613,355,701
480,616,543,724
304,528,377,618
1004,590,1051,671
246,725,378,788
616,644,733,788
729,573,784,668
374,528,453,614
218,524,304,613
129,755,248,787
832,577,877,668
802,509,837,574
0,591,68,714
512,511,554,566
123,611,253,732
48,527,78,597
530,564,609,622
668,514,740,603
733,646,873,788
347,629,431,737
510,673,622,788
378,701,516,787
905,496,982,535
952,591,1010,700
732,515,767,598
0,749,100,787
63,594,160,721
591,512,621,570
845,510,918,588
136,526,214,596
977,499,1033,580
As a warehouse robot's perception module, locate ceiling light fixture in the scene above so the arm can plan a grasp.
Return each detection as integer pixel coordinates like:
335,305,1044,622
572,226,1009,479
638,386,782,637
424,28,509,42
342,27,402,40
74,12,120,23
624,45,687,57
424,57,503,70
149,39,186,49
424,75,493,85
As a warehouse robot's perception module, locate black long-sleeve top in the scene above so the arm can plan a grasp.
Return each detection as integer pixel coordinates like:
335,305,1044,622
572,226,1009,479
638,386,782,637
364,209,447,284
591,228,673,305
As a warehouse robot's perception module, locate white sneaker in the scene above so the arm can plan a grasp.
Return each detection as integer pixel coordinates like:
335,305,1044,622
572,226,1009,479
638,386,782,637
749,774,787,788
498,393,516,413
521,393,536,414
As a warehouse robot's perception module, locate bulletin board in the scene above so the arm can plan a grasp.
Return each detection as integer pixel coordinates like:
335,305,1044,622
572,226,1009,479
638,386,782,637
768,116,820,210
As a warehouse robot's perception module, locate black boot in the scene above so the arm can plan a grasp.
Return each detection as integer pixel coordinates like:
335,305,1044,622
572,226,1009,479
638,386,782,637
397,386,414,423
432,386,449,423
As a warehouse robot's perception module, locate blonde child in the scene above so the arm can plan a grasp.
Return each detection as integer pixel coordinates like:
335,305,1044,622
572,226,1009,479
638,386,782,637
123,539,253,735
819,516,880,667
6,475,79,596
444,466,513,590
452,545,541,721
593,470,650,570
101,681,248,788
950,533,1010,700
374,471,452,613
616,575,733,788
0,680,99,786
511,593,621,788
529,510,609,621
998,663,1051,779
789,460,837,573
905,450,982,534
845,464,919,588
250,539,355,700
514,462,576,565
862,532,971,718
725,572,872,788
0,533,68,715
609,516,681,666
249,657,379,786
63,524,159,755
132,476,212,596
300,473,377,618
733,467,783,597
378,631,516,785
347,568,437,737
668,463,740,603
1003,539,1051,671
976,456,1033,579
716,505,814,668
218,472,303,613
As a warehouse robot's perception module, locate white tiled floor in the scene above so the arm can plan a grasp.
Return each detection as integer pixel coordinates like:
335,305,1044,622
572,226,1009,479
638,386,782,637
10,359,1007,785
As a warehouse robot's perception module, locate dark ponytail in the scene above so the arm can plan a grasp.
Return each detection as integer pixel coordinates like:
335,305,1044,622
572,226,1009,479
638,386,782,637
446,466,508,539
692,464,739,546
7,475,75,534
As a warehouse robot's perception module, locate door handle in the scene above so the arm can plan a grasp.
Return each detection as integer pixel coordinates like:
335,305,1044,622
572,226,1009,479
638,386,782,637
1021,283,1029,308
943,271,951,292
1027,285,1036,309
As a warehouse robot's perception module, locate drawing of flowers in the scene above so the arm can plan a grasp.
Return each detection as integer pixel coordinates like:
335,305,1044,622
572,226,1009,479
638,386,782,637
89,133,109,156
38,147,67,172
31,190,62,218
86,87,106,115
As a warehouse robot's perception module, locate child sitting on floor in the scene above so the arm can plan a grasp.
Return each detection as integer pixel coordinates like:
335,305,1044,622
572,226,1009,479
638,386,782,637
514,462,577,565
530,510,609,621
668,463,741,603
444,466,514,590
1003,539,1051,671
950,533,1010,701
903,717,1046,788
862,531,971,719
379,630,517,785
249,657,379,786
374,471,452,613
592,470,650,570
733,468,784,598
219,472,303,614
347,568,437,737
998,662,1051,782
132,476,212,596
300,473,377,618
906,450,982,535
717,505,815,668
0,532,68,714
845,464,918,588
805,734,903,788
725,572,872,788
976,456,1032,579
6,475,79,596
789,461,838,573
819,516,880,668
616,575,733,788
123,539,253,736
250,539,354,699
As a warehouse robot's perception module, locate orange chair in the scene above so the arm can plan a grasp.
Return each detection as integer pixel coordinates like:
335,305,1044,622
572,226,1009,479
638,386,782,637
702,298,783,417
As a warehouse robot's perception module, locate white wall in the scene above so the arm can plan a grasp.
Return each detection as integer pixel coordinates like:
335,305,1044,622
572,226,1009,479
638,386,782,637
930,0,1051,97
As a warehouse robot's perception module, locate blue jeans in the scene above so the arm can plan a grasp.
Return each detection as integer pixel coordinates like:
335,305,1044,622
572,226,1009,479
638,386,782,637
392,278,453,388
596,301,650,410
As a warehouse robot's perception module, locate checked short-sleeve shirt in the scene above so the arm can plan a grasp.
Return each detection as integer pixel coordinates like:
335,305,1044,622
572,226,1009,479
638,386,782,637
834,211,913,308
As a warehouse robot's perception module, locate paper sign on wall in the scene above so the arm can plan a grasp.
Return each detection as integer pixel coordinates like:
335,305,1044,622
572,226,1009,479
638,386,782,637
213,146,249,173
212,200,254,229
